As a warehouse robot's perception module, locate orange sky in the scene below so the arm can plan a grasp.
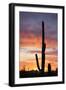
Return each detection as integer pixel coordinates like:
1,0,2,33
19,55,57,72
20,32,57,48
19,32,58,72
19,12,58,72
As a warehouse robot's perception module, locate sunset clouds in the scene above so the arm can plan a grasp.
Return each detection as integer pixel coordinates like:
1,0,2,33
19,12,58,72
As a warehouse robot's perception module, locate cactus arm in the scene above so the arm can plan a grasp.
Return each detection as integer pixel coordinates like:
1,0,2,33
35,54,41,71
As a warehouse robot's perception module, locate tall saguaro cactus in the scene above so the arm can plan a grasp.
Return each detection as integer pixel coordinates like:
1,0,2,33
35,21,46,73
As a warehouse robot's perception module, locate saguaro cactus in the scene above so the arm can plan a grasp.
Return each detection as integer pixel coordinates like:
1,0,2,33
35,21,46,74
41,21,46,73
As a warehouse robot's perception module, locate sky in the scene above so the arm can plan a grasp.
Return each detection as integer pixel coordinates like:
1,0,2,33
19,12,58,72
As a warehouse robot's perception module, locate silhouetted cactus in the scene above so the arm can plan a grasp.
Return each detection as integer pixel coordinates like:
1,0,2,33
35,54,41,71
48,64,51,73
35,21,46,74
56,68,58,75
41,21,46,73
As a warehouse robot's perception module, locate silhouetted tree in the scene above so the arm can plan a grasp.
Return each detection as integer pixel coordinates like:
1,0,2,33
23,65,26,71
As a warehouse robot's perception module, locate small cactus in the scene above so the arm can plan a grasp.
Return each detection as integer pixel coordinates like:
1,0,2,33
48,64,51,73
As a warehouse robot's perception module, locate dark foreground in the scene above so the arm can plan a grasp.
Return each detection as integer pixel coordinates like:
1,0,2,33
20,70,58,78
